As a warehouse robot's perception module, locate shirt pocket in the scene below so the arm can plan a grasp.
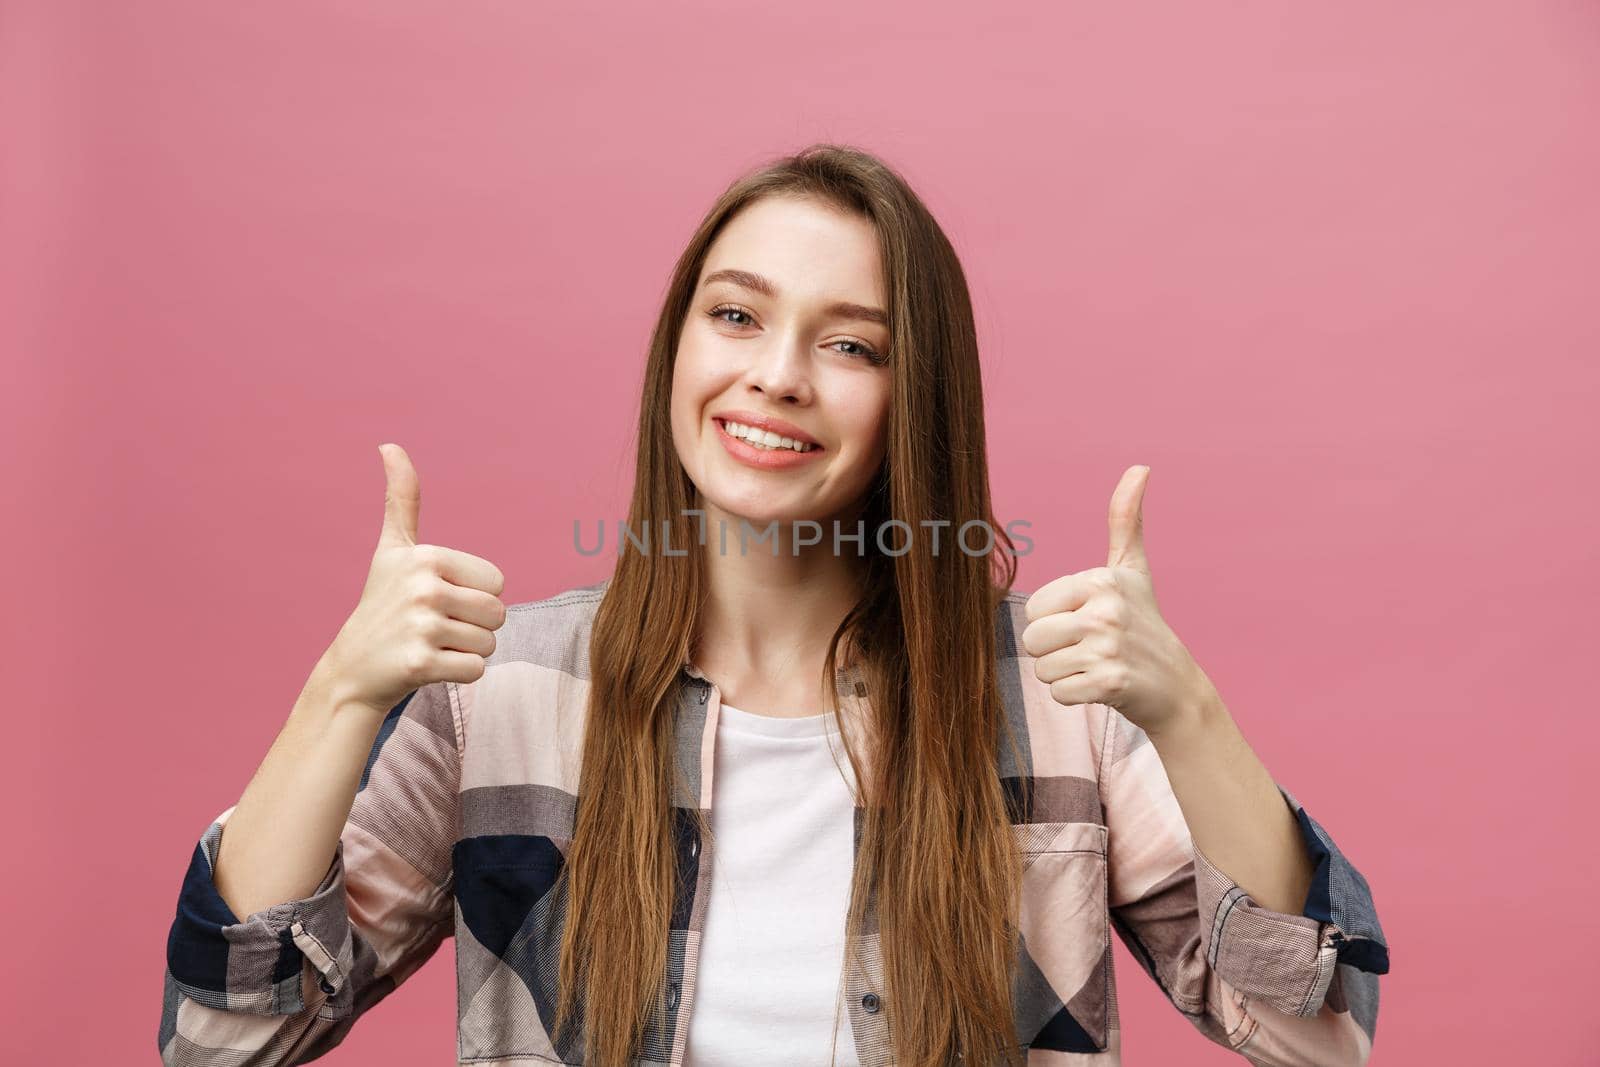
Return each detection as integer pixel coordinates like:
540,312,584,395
1013,820,1112,1055
452,836,572,1063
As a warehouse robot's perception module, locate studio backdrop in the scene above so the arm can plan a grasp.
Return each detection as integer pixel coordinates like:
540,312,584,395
2,2,1595,1065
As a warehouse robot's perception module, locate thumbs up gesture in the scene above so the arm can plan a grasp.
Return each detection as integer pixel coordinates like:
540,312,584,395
318,444,509,719
1021,465,1213,738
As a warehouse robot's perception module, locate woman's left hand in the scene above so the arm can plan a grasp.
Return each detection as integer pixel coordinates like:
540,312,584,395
1020,464,1215,739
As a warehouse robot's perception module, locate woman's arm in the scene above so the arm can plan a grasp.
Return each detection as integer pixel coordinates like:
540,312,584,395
1100,700,1390,1066
212,656,388,923
159,679,463,1064
1025,466,1390,1061
1144,678,1313,918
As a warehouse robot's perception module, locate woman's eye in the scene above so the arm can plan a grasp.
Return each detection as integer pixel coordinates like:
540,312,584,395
708,304,753,327
831,339,881,361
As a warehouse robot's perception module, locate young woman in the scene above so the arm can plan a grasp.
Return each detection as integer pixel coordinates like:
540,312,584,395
161,145,1389,1067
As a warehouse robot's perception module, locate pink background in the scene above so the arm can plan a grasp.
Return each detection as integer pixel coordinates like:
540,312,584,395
4,2,1596,1063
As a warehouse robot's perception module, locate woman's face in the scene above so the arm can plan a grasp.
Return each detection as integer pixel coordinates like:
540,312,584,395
671,194,893,531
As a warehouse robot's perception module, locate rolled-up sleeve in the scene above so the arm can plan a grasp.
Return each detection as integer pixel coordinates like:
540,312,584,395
158,679,463,1065
164,814,355,1017
1101,706,1389,1066
1192,785,1389,1019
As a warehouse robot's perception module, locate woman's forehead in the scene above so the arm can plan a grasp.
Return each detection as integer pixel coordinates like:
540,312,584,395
700,197,885,306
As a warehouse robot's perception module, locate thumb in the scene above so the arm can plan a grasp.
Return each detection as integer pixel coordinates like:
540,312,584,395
1106,464,1151,575
377,443,421,548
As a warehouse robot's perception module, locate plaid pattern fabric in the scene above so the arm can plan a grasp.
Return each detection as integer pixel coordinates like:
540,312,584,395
160,578,1389,1065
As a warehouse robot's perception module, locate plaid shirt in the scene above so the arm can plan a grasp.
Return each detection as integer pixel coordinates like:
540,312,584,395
161,579,1389,1065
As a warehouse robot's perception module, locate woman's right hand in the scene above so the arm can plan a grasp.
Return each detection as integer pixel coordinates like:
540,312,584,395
319,443,508,719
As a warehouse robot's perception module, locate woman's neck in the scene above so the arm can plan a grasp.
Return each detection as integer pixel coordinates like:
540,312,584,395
690,507,868,717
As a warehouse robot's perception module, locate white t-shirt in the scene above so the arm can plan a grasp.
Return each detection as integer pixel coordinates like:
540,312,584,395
683,700,864,1067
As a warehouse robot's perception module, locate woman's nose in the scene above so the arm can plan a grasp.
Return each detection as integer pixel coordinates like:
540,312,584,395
745,334,813,404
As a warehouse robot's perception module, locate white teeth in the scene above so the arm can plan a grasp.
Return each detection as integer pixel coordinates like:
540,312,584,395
719,419,814,453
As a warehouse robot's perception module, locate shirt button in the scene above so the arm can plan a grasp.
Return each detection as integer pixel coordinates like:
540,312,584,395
318,975,336,995
690,838,699,858
667,980,681,1009
861,992,880,1013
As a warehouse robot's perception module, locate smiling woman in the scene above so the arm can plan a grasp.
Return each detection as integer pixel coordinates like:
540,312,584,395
672,197,894,518
567,151,1035,1067
159,144,1388,1067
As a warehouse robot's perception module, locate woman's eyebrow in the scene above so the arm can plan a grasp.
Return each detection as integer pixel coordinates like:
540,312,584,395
701,268,888,327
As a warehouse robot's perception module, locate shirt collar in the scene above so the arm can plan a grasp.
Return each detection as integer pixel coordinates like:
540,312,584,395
678,655,866,698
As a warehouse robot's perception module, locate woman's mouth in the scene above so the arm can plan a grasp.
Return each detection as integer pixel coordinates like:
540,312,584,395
718,418,817,453
713,418,826,469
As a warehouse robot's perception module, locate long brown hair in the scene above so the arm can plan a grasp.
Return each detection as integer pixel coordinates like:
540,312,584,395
555,143,1028,1066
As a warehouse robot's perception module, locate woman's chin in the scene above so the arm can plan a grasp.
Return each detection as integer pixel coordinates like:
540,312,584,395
698,494,837,537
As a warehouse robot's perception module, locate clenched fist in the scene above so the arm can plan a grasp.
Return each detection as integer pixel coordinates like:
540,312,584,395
1021,464,1212,738
320,443,509,718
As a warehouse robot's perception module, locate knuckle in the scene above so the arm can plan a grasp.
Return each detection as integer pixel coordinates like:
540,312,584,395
414,576,444,609
429,610,453,640
408,605,437,640
401,643,431,680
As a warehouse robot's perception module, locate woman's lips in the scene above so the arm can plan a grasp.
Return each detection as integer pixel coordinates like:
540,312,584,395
713,418,825,470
